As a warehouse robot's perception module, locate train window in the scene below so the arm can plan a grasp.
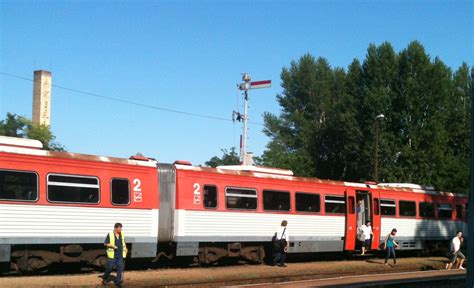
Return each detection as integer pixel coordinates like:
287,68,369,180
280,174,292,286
437,203,452,219
325,195,346,214
399,201,416,217
225,187,257,210
419,202,435,218
47,174,99,204
456,205,463,219
295,193,321,213
380,199,396,216
374,198,380,215
263,190,290,211
111,179,130,205
0,170,38,201
348,196,355,214
203,185,217,209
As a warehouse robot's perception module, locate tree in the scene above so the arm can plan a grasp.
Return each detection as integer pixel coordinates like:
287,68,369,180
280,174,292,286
205,147,240,167
261,42,470,193
0,113,65,151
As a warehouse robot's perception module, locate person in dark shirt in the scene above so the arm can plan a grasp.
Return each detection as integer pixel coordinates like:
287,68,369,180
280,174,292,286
102,223,127,287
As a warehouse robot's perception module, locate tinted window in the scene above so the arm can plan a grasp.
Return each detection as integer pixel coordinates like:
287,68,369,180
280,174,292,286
263,190,290,211
381,199,396,216
111,179,130,205
419,202,435,218
399,201,416,217
374,198,380,215
48,174,99,203
203,185,217,209
437,203,452,219
456,205,463,219
325,195,346,214
0,170,38,201
296,193,321,213
226,187,257,210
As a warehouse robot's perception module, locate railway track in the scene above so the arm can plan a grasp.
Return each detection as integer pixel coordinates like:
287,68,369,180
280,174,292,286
0,256,456,287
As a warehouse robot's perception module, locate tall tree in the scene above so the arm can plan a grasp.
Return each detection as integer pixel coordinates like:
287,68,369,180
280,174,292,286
261,41,470,193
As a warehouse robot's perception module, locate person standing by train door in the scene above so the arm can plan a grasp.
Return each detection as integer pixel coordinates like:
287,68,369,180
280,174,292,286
102,223,128,287
272,220,289,267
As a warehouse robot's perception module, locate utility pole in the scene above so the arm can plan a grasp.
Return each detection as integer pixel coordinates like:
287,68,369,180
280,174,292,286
373,114,384,182
467,92,474,287
235,73,271,166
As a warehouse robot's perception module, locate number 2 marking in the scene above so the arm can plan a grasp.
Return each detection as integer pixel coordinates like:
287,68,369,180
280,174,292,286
193,183,201,204
133,179,142,202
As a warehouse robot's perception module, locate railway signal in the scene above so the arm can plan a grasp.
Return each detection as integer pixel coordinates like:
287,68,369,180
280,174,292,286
236,73,271,165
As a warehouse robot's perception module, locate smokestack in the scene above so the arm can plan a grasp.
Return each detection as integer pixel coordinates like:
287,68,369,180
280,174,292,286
32,70,52,126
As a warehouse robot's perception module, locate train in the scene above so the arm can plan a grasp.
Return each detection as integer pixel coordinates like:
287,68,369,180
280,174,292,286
0,135,468,271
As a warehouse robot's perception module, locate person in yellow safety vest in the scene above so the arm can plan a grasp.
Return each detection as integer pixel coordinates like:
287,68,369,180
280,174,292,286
102,223,128,287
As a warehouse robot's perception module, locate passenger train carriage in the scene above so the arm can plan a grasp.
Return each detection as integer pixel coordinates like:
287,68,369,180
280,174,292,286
0,136,468,271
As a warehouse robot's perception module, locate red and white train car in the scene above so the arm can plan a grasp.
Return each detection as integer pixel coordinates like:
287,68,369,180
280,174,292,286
0,135,468,270
0,136,159,270
165,163,468,263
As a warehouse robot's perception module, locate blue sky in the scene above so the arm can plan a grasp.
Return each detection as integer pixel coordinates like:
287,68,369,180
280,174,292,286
1,1,472,165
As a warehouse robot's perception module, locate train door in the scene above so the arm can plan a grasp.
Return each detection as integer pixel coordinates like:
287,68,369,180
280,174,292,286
344,188,357,250
371,190,381,249
355,190,380,251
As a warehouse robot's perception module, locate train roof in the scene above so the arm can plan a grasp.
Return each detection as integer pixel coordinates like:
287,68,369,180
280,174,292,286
174,163,467,198
0,136,157,168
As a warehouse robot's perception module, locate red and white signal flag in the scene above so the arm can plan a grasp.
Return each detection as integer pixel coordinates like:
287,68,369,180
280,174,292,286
250,80,271,90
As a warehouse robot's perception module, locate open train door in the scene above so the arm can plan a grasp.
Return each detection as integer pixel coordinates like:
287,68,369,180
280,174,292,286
371,189,381,250
344,188,357,251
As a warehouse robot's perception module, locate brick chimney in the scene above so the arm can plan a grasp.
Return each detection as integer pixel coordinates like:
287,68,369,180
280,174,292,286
32,70,52,126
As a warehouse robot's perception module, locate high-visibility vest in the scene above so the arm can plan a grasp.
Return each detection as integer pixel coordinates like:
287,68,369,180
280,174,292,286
106,232,127,259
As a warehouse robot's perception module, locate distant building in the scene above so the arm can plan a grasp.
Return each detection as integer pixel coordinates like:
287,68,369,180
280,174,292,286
32,70,51,126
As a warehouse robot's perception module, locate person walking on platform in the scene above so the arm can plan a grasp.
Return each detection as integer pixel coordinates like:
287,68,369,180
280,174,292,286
272,220,289,267
446,231,466,270
384,228,399,266
102,223,128,287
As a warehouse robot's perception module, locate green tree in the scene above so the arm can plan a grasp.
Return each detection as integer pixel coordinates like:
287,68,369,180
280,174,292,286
205,147,240,167
261,41,470,193
0,113,65,151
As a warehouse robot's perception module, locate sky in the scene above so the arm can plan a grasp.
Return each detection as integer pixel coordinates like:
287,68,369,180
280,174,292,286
0,0,472,165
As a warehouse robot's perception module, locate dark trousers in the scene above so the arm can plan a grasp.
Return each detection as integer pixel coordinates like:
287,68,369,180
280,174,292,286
273,251,287,265
103,258,124,285
385,247,396,264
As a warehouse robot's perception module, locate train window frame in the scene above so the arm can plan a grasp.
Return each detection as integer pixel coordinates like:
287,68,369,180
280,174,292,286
374,198,380,215
110,178,130,206
225,186,258,211
203,184,218,209
436,203,453,219
295,192,321,213
348,196,355,214
47,173,100,204
0,169,39,202
263,189,291,212
419,202,435,218
399,200,416,217
324,195,346,214
380,199,396,216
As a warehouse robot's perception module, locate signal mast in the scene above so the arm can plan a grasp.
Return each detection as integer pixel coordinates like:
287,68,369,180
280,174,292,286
233,73,271,166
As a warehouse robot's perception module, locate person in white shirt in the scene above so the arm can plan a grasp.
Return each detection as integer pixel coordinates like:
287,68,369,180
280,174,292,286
359,221,373,255
446,231,465,270
272,220,289,267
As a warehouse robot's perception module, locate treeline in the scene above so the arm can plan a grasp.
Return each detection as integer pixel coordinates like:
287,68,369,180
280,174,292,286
258,41,471,193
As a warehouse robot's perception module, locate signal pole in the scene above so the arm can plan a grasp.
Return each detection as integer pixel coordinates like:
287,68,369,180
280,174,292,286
236,73,271,166
467,89,474,287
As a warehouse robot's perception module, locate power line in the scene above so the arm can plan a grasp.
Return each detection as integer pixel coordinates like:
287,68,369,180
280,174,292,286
0,71,265,126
